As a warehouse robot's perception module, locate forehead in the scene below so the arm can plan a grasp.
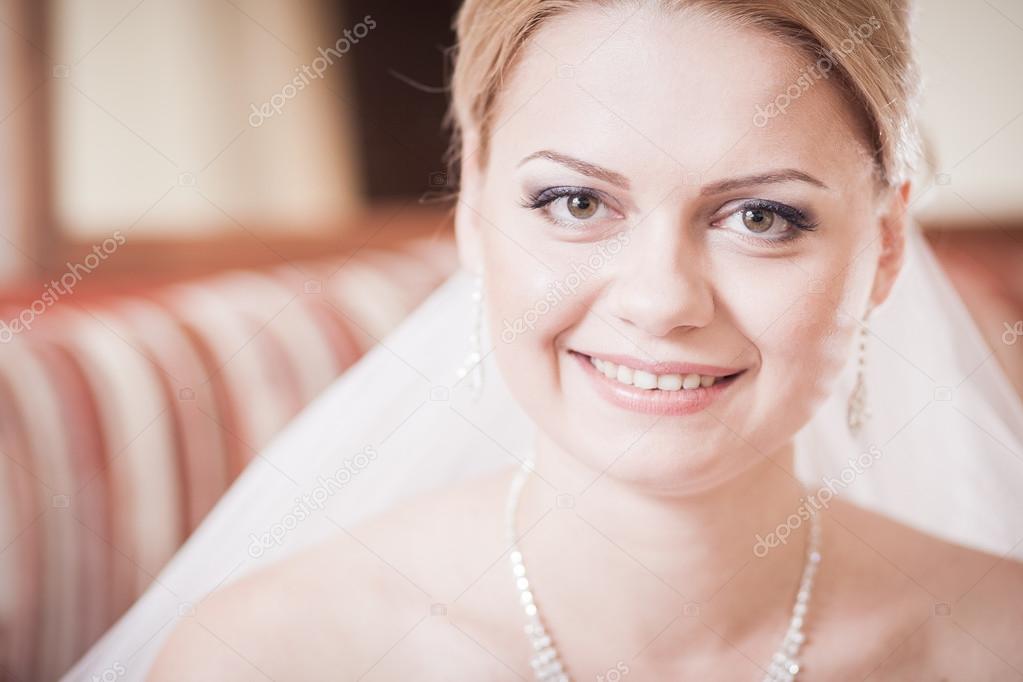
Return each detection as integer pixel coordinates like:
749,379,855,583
488,3,874,189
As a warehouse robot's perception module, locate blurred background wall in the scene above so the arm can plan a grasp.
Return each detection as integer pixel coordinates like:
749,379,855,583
1,0,464,283
0,1,1020,680
913,0,1023,227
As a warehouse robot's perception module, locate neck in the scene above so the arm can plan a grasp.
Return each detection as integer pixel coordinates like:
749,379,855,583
514,434,815,661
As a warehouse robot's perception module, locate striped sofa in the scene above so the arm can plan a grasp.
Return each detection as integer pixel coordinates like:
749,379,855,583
0,235,457,681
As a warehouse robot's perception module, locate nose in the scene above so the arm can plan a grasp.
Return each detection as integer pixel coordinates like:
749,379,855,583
605,216,715,338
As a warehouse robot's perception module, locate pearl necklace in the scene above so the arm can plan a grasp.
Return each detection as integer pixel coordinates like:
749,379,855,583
505,462,822,682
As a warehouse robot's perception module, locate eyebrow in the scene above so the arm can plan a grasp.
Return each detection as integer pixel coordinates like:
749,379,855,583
698,169,829,195
517,150,829,194
517,150,631,189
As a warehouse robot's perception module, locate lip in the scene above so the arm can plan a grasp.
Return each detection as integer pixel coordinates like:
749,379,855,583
574,350,744,377
570,350,745,416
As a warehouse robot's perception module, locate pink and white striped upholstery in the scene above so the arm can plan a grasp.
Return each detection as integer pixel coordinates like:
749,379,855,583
0,236,457,682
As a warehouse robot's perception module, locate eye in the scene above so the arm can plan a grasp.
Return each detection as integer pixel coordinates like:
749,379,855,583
740,207,774,233
521,187,618,227
566,193,598,219
715,199,817,243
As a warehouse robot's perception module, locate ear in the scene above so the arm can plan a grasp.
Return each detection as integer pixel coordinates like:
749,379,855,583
454,128,485,276
868,180,910,312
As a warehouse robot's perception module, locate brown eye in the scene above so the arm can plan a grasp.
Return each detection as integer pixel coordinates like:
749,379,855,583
567,193,598,219
742,207,775,233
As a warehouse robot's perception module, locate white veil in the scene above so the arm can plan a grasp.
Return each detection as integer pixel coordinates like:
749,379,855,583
64,222,1023,681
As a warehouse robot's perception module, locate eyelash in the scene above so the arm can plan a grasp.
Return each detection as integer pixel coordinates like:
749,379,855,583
521,186,819,246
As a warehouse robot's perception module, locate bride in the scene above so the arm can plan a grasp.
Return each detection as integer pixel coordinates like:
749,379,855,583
70,1,1023,680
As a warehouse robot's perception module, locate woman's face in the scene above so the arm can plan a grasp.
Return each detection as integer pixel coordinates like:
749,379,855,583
456,4,905,493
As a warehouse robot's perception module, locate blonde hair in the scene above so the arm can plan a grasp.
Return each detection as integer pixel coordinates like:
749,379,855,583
447,0,921,187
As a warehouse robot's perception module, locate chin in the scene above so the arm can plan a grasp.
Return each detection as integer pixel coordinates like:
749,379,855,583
560,419,772,497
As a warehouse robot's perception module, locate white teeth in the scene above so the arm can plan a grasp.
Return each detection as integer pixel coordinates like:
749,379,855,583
682,373,702,390
632,370,658,390
589,356,723,392
657,374,683,391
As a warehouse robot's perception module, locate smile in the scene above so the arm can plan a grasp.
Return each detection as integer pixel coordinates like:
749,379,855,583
570,350,745,416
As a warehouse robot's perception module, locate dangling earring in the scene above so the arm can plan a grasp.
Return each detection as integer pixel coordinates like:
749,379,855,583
847,315,870,433
456,273,484,399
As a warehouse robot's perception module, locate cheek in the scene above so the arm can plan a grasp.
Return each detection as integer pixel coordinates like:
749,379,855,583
480,215,621,349
484,238,566,343
759,296,854,396
720,242,874,431
481,230,595,399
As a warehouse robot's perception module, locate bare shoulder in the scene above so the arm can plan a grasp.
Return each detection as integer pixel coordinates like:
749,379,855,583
147,466,517,681
820,498,1023,679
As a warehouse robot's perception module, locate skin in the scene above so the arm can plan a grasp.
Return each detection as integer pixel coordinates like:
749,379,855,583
148,4,1023,680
